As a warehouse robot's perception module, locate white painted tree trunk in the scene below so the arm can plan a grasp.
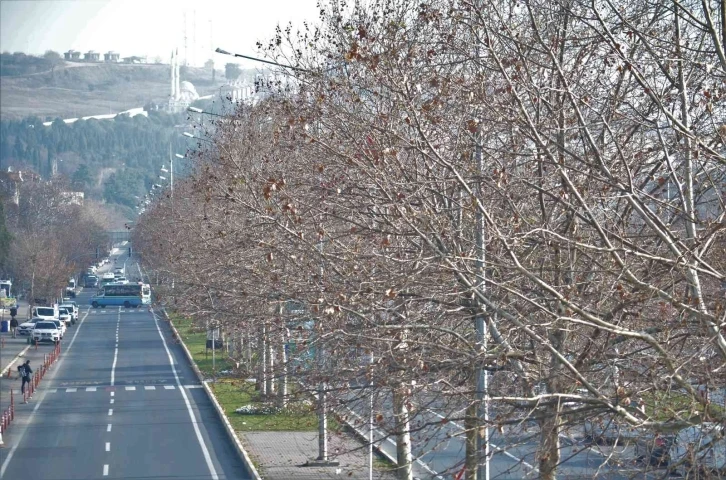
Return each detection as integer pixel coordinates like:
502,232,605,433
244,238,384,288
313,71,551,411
393,387,413,480
257,322,267,396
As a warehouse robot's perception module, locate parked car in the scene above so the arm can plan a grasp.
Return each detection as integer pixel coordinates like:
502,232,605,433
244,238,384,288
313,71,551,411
59,302,78,322
48,319,66,339
58,307,73,326
32,305,59,322
32,321,61,344
636,433,676,467
17,318,42,336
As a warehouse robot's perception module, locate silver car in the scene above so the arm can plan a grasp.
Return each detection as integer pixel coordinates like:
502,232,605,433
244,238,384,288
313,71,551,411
17,318,41,336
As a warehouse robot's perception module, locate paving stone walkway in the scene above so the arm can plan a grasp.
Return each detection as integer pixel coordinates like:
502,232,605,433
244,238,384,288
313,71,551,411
240,431,397,480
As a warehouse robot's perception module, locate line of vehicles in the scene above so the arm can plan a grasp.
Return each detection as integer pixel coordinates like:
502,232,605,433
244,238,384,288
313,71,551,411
17,301,80,344
17,256,152,344
87,264,151,309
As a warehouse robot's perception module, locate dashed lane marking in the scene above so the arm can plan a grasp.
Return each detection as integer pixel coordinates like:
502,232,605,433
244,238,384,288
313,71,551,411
47,384,184,393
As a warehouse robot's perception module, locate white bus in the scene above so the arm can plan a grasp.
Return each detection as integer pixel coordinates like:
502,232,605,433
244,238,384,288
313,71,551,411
90,283,151,308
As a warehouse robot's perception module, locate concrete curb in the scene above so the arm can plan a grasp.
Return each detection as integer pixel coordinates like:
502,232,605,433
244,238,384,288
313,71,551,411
162,309,263,480
0,345,30,377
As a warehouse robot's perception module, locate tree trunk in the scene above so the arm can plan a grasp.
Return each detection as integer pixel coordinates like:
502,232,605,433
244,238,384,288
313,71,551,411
257,321,267,396
538,406,562,480
277,325,288,408
266,323,275,395
393,387,413,480
246,330,252,375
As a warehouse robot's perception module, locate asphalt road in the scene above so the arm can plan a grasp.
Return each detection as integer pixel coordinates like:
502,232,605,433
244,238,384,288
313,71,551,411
0,249,252,480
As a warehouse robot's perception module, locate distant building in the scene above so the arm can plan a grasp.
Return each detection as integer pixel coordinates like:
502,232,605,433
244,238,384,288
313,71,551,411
0,168,41,206
122,56,145,64
64,50,81,61
60,191,84,206
104,51,120,62
85,50,100,62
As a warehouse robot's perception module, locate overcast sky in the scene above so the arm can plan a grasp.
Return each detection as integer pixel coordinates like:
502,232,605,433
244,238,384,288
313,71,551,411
0,0,320,67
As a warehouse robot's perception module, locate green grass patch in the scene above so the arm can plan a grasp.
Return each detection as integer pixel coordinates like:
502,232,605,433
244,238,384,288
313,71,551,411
170,313,322,432
170,314,234,377
644,390,724,423
210,379,320,432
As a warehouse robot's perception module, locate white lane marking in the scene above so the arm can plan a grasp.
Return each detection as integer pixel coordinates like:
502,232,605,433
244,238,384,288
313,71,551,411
425,408,538,472
110,399,114,404
184,385,203,389
125,386,136,391
152,310,219,480
110,392,114,397
0,308,91,478
48,389,57,393
144,386,156,390
107,424,112,432
103,464,109,476
111,310,120,386
105,442,110,452
66,388,77,392
164,385,176,390
86,387,97,392
108,409,113,416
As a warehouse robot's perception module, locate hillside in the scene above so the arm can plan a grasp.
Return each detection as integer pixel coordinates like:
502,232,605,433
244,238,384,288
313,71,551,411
0,61,228,119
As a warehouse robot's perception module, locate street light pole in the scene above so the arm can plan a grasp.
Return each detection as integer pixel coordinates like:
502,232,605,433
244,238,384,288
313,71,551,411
212,324,216,383
369,353,374,480
475,130,490,480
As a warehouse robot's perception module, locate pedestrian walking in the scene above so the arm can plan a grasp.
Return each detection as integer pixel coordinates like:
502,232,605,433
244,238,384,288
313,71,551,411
9,316,18,338
19,360,32,400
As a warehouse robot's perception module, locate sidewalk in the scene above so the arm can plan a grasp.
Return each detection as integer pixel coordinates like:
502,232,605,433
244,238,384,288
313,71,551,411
0,332,61,445
0,334,31,379
0,298,29,322
240,431,396,479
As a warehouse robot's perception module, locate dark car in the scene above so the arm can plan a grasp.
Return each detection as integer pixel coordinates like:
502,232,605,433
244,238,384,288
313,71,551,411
636,433,676,467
